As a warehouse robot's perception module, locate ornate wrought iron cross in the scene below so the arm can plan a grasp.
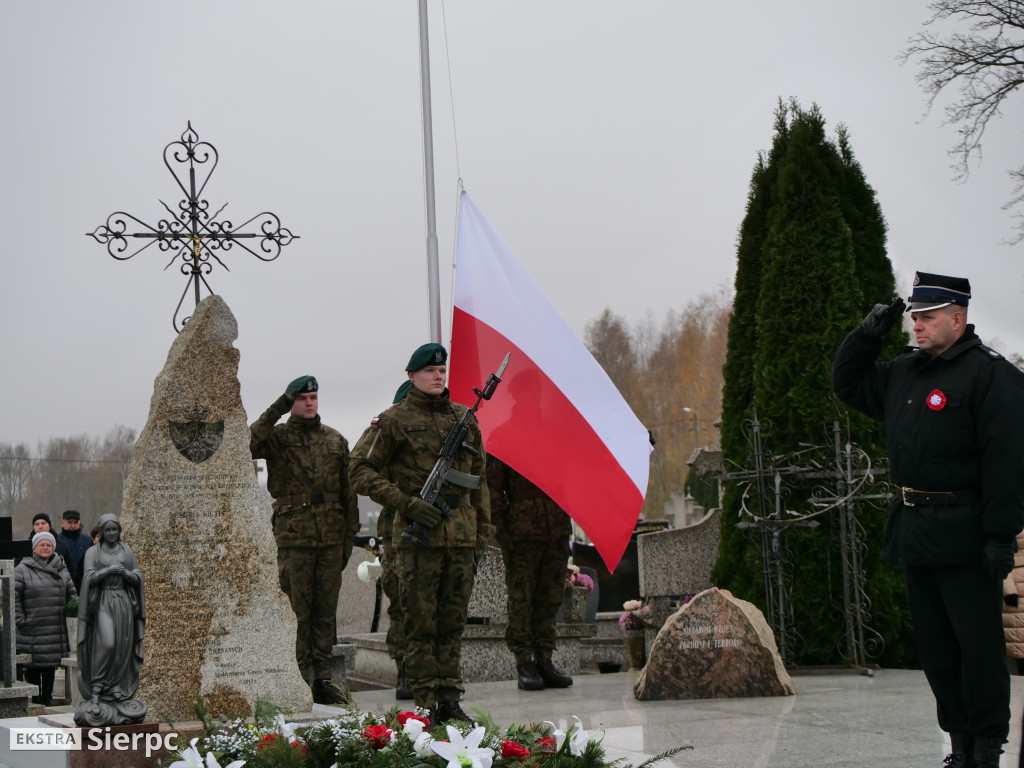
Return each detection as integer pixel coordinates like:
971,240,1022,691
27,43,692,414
720,405,891,668
87,122,298,331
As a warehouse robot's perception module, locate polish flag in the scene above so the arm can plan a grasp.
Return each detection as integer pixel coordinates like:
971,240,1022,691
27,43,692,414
448,190,652,572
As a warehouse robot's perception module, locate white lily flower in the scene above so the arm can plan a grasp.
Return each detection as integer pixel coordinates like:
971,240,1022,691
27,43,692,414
206,752,245,768
403,717,426,739
542,721,566,751
357,557,381,583
413,732,435,757
167,739,245,768
167,739,204,768
429,725,494,768
274,714,300,740
567,716,590,756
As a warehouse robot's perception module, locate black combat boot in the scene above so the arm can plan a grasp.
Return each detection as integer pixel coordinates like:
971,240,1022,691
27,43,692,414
971,736,1004,768
941,732,972,767
312,678,350,706
395,664,413,700
517,662,545,690
536,659,573,688
435,700,473,724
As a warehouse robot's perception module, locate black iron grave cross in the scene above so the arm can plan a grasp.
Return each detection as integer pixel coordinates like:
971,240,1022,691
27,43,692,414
87,122,298,332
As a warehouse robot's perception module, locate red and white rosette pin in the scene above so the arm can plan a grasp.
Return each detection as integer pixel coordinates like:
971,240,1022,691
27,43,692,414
926,389,946,411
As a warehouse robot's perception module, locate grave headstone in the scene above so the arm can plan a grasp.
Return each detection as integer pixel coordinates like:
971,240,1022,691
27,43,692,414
0,518,32,564
633,586,795,700
120,295,312,720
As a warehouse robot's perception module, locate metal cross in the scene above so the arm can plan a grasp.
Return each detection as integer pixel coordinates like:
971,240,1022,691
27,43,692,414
87,122,298,332
720,405,891,669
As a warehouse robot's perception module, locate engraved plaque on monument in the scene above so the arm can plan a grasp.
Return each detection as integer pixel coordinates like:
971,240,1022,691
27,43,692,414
120,295,312,719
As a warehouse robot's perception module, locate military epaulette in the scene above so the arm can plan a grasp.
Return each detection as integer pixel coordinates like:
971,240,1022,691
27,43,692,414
976,343,1004,360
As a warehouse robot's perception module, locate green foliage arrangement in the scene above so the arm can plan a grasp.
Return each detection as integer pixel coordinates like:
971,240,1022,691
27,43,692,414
162,699,689,768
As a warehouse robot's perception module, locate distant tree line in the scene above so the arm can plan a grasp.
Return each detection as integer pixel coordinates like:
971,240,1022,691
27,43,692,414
0,426,134,538
584,290,731,521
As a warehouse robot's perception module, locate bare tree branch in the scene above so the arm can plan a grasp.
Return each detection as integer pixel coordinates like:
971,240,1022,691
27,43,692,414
901,1,1024,239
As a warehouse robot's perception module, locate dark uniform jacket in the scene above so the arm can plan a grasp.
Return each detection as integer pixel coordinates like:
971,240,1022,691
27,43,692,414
832,324,1024,566
487,456,572,544
250,395,359,549
349,385,492,550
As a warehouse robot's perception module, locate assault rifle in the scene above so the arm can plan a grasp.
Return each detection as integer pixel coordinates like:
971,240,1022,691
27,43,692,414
401,352,511,548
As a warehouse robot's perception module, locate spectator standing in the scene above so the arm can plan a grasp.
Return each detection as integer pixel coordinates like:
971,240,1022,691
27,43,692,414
15,532,77,706
57,510,92,593
25,513,71,568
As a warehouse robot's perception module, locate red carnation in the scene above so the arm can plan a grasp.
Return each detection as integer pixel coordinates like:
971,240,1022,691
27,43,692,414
362,724,393,749
398,711,430,727
257,734,280,750
536,736,556,753
501,740,530,760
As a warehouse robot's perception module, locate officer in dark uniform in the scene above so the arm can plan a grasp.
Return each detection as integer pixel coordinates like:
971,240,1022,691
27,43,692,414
832,272,1024,768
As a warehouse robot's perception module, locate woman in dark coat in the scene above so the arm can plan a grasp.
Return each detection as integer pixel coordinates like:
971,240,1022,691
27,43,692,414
15,531,77,705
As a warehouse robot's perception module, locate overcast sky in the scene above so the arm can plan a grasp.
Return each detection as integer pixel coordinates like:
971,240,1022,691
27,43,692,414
3,1,1023,453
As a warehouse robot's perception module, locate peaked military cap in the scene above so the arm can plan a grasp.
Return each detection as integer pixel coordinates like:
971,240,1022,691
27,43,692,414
908,271,971,312
405,343,448,372
286,375,319,395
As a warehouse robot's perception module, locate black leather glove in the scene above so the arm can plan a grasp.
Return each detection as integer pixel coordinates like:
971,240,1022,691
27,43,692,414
982,536,1016,582
861,298,906,337
406,498,442,528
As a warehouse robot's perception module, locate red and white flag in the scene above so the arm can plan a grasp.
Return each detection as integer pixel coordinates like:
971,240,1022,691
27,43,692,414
449,190,652,572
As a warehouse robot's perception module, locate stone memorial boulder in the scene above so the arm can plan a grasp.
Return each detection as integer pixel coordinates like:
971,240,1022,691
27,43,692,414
120,295,312,720
634,586,795,701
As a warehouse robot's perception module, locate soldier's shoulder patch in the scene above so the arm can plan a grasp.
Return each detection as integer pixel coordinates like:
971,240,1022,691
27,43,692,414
370,417,380,425
977,343,1004,360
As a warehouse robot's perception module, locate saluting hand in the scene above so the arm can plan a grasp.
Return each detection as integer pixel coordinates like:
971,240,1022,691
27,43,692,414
861,298,906,337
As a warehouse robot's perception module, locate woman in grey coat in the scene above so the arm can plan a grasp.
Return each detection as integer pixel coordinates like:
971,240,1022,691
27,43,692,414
15,531,77,706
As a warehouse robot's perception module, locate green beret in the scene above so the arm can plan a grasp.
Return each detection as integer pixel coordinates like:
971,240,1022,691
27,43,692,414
393,380,412,403
405,343,448,372
286,375,319,395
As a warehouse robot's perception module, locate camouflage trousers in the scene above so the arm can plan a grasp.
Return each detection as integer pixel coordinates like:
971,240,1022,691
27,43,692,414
380,538,405,667
277,543,348,681
501,535,571,664
395,545,476,708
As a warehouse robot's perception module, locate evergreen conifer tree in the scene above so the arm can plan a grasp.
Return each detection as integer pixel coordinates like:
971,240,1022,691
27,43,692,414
712,101,914,667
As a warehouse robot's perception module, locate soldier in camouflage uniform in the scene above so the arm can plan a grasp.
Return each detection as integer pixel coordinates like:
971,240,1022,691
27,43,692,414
350,344,492,725
487,455,574,690
356,381,413,700
250,375,359,706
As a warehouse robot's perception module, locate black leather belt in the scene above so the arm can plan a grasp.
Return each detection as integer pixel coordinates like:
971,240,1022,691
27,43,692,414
273,492,341,509
898,486,976,507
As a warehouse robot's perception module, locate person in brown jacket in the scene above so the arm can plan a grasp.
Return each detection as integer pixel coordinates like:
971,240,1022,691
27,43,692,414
1000,529,1024,671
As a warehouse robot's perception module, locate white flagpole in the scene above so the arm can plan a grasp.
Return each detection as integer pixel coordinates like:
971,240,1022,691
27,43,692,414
418,0,442,343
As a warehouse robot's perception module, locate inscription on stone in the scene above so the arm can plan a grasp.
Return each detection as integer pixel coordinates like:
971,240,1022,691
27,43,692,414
120,296,312,719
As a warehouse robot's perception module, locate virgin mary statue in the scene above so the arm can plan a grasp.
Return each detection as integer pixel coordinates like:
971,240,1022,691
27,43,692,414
74,513,147,726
